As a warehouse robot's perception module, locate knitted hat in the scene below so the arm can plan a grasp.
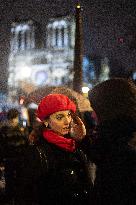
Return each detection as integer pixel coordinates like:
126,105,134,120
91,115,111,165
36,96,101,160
36,94,76,121
88,78,136,123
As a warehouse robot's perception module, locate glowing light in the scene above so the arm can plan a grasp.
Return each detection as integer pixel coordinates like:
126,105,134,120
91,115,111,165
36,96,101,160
76,4,81,9
28,102,38,109
133,72,136,80
82,87,90,93
20,66,31,78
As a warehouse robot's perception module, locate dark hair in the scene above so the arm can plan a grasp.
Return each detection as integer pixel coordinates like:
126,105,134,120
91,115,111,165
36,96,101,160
7,108,19,120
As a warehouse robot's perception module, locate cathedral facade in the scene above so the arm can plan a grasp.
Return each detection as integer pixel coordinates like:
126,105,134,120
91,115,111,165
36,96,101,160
8,16,75,97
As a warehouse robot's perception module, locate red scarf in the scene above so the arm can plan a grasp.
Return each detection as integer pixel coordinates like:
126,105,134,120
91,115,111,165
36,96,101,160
43,130,76,152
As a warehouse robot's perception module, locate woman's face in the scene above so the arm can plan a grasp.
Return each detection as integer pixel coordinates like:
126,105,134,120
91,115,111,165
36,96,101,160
46,110,72,136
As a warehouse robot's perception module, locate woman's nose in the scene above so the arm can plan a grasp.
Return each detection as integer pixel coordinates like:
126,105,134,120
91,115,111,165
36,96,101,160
64,117,70,124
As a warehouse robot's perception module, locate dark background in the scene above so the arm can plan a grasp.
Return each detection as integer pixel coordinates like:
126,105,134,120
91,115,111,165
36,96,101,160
1,0,136,93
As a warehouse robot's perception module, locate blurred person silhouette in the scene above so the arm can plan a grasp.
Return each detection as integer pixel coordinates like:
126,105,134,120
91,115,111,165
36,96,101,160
18,93,93,205
81,110,98,140
0,108,28,203
88,78,136,205
80,110,98,184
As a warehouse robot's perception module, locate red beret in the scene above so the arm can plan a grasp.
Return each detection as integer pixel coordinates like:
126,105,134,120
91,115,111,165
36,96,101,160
36,94,76,121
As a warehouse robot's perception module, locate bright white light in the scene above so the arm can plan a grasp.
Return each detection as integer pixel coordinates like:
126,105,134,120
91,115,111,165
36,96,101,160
82,87,90,93
15,24,30,32
77,4,81,8
20,66,31,78
23,121,27,127
53,21,59,27
28,102,38,109
59,20,67,26
133,72,136,80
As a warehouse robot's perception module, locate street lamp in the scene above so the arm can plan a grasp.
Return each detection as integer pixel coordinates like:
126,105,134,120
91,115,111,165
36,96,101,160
73,3,83,93
82,86,90,98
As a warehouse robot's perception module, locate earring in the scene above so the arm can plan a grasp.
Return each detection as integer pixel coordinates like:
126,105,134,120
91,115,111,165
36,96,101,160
44,122,48,128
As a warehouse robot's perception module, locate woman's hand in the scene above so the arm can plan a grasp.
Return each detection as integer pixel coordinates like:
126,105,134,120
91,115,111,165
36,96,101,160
70,113,86,141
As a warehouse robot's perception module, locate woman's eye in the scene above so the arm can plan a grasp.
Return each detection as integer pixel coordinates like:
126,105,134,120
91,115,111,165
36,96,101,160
68,112,71,117
56,116,62,120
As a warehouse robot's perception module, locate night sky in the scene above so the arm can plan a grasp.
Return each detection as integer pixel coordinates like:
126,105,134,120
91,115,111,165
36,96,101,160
1,0,136,92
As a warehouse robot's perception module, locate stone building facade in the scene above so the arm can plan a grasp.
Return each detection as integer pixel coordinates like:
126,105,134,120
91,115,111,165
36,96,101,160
8,16,75,98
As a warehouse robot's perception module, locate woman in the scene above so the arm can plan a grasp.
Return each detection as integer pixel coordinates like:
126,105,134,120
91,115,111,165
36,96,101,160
17,94,93,205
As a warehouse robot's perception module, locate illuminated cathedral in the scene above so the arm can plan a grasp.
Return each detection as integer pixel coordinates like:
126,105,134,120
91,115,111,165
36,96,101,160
8,16,109,99
8,16,75,97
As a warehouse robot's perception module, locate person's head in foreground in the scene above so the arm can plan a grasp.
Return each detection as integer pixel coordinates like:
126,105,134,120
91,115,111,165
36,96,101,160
88,78,136,123
7,108,20,127
88,78,136,143
36,93,86,140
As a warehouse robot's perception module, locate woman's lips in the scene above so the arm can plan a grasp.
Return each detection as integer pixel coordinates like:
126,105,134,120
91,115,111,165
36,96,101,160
63,127,70,131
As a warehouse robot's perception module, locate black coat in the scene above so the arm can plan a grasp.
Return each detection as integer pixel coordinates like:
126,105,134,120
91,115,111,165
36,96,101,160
18,137,93,205
0,125,28,160
88,119,136,205
0,125,28,202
